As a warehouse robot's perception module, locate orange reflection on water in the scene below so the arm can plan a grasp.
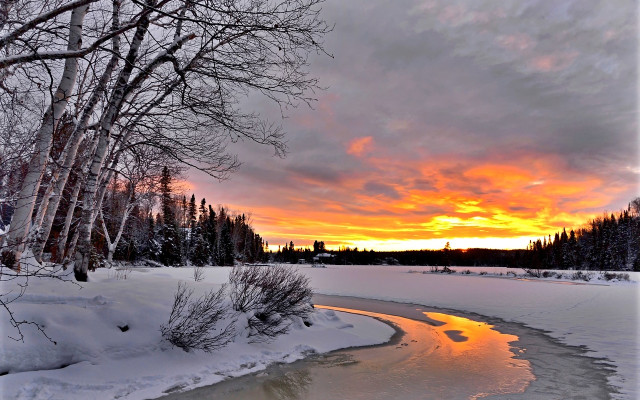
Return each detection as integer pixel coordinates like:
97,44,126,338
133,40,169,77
425,312,519,354
317,305,534,400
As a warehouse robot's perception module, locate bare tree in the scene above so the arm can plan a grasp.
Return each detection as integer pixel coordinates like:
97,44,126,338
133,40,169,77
1,0,330,283
3,4,89,264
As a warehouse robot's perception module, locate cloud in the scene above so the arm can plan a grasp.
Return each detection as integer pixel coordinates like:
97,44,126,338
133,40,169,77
347,136,374,156
187,0,638,250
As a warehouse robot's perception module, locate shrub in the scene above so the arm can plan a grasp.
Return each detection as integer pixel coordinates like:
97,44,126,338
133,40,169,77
601,272,630,281
229,265,313,339
108,266,132,280
193,265,205,282
441,266,454,274
570,271,593,282
160,282,234,352
523,268,542,278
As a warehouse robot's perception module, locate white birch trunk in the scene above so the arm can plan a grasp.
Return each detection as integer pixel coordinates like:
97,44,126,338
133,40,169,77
31,50,120,263
56,176,83,264
73,26,193,280
74,11,152,281
101,200,134,263
5,4,88,266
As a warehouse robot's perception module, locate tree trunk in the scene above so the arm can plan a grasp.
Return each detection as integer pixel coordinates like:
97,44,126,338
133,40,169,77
101,202,134,264
74,8,152,281
31,49,120,263
55,175,83,264
5,4,88,267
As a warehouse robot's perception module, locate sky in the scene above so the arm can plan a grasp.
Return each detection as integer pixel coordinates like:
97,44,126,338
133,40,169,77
189,0,638,251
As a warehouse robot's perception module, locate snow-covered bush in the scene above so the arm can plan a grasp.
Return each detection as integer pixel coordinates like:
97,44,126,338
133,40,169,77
571,271,593,281
160,282,234,352
601,272,630,281
229,265,313,339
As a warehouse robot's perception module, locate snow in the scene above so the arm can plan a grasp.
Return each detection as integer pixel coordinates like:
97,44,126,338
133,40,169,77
295,264,639,400
0,266,393,400
1,264,637,399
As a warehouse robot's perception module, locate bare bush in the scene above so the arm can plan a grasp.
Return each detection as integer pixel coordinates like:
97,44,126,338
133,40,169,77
571,271,593,282
601,272,630,281
524,268,543,278
108,266,132,280
160,282,234,352
193,265,205,282
229,265,313,339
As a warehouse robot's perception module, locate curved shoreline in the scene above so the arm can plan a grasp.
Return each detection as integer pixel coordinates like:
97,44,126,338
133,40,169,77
162,294,618,399
314,294,618,399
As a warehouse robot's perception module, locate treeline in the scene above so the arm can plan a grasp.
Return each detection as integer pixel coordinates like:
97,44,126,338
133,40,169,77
64,167,266,268
272,240,528,268
526,198,640,271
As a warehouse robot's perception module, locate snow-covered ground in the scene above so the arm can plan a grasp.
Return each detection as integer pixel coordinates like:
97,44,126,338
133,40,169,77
0,266,393,400
1,264,637,399
296,264,639,400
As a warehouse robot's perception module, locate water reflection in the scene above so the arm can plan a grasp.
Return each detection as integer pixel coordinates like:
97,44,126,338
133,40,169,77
262,369,311,399
319,306,533,399
171,305,534,400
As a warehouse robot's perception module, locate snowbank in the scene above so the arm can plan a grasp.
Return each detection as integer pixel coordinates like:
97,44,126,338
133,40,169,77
0,266,394,400
296,264,639,399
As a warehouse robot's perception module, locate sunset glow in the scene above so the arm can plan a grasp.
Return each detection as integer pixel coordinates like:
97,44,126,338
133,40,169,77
189,0,637,251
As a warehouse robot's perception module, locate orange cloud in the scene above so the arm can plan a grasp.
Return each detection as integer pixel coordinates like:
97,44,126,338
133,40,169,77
347,136,374,156
191,150,633,251
531,51,578,72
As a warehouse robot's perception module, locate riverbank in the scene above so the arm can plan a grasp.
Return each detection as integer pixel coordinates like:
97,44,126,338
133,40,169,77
1,264,636,399
299,265,638,399
316,295,616,399
164,295,614,399
0,267,394,400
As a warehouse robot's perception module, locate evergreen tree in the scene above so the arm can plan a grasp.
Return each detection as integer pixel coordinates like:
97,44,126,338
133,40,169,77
219,216,234,265
206,205,217,264
159,167,182,266
189,222,209,266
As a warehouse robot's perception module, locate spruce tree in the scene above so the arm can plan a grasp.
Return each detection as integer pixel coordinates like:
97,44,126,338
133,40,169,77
207,205,217,264
219,217,234,265
159,167,182,266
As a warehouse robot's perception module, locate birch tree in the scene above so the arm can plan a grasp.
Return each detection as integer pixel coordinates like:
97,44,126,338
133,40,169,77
1,0,330,282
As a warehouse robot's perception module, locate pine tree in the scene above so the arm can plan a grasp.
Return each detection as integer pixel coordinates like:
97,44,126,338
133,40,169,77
159,167,182,266
219,216,234,265
189,222,209,266
206,205,217,264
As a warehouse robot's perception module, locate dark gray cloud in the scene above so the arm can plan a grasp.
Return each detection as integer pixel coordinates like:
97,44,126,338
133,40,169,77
363,181,401,199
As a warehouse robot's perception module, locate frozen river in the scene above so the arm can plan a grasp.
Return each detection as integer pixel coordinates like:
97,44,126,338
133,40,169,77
161,295,614,399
